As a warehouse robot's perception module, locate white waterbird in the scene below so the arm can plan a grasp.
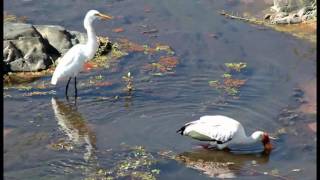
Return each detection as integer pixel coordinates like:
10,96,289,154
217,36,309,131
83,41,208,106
51,10,113,98
177,115,274,152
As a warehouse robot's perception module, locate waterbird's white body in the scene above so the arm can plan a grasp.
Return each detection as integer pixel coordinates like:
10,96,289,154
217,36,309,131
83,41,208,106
51,44,90,85
177,115,272,151
50,10,112,97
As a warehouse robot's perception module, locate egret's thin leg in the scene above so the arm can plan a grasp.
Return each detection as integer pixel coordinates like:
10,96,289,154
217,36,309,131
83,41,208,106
74,77,78,99
65,77,72,100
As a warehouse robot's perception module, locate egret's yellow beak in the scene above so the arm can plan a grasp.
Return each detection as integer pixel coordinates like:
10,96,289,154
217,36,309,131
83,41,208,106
96,13,113,20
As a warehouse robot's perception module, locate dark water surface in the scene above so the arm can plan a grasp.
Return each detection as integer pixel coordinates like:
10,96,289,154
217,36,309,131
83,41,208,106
4,0,316,179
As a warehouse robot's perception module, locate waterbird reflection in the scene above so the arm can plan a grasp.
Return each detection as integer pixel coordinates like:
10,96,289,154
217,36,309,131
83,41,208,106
176,148,269,178
51,97,96,162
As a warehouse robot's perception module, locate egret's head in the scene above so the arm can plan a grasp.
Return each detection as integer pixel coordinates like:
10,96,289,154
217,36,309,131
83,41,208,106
84,9,113,29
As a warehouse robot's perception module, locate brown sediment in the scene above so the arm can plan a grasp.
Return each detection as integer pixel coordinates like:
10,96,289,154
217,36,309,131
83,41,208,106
219,10,317,43
4,68,55,85
297,78,316,114
269,20,316,44
307,122,316,133
4,128,13,138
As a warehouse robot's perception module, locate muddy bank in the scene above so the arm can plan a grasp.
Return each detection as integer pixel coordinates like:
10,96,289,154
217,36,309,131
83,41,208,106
222,0,317,43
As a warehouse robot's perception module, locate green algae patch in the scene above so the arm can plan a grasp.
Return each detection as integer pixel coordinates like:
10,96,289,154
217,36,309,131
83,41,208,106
86,145,161,180
91,37,128,69
209,62,247,97
112,146,159,179
225,62,247,72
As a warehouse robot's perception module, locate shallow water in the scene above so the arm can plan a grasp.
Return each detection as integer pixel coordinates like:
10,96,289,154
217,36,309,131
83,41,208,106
4,0,316,179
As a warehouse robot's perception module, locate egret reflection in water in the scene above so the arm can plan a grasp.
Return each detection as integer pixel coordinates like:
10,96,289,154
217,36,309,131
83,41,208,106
175,148,269,178
51,97,96,162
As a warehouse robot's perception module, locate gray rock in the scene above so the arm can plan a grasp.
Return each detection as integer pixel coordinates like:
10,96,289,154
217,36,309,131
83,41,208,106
298,7,307,17
34,25,73,55
3,22,89,73
34,25,87,55
4,22,57,72
69,30,88,45
4,23,41,40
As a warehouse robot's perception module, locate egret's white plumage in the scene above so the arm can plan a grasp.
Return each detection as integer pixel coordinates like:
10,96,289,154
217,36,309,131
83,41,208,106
177,115,273,152
51,44,87,85
51,10,112,97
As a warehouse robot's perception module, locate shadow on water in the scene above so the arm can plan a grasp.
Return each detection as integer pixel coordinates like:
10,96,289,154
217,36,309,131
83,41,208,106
174,148,270,179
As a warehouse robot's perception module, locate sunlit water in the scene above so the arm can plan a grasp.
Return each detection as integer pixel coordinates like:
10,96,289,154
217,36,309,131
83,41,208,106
4,0,316,179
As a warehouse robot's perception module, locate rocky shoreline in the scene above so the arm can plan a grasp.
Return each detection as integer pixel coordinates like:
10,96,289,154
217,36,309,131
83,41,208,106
265,0,316,24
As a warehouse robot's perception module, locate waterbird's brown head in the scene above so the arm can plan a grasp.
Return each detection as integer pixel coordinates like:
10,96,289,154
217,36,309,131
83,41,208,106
262,132,273,152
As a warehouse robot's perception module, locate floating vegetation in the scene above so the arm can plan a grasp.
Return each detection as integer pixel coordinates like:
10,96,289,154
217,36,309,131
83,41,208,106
95,75,104,80
209,62,247,96
4,11,28,23
222,72,232,78
95,81,113,87
16,85,33,91
48,139,74,151
92,37,128,69
22,90,56,97
88,145,160,180
225,62,247,72
112,146,159,179
142,56,179,76
117,38,146,52
93,37,176,70
122,72,134,92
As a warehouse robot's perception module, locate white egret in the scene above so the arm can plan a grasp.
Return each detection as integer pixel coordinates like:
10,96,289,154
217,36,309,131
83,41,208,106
51,10,113,98
177,115,274,153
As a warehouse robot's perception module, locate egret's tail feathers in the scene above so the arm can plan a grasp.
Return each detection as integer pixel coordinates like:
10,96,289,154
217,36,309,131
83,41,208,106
51,74,58,85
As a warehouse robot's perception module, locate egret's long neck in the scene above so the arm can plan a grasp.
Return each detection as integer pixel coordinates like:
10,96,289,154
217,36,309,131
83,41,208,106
86,25,97,47
84,21,98,59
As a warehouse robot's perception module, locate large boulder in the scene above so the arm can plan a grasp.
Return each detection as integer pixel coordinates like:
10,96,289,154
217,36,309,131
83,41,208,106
3,23,59,72
34,25,87,55
3,22,88,73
